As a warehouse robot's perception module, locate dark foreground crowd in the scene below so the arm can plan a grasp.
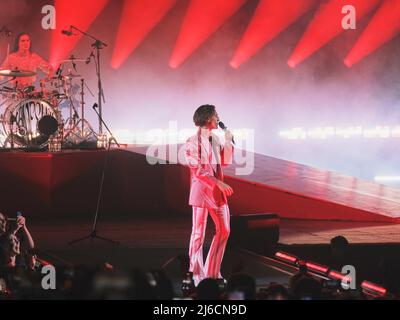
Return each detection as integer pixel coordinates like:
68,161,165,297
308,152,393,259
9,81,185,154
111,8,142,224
1,212,399,300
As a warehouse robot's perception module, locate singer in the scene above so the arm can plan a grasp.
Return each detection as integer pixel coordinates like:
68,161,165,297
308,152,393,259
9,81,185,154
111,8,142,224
0,33,53,87
185,104,234,286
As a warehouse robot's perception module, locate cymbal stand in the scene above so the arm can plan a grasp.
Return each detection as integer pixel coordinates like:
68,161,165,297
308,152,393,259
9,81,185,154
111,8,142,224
61,76,80,142
0,76,16,87
70,25,107,136
64,78,96,143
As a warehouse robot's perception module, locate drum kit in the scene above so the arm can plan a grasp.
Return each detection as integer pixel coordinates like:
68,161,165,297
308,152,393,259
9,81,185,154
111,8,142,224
0,61,97,150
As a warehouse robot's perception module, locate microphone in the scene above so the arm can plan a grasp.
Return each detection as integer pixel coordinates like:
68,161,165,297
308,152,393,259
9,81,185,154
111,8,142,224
86,52,95,65
61,28,73,36
92,103,98,110
218,121,235,145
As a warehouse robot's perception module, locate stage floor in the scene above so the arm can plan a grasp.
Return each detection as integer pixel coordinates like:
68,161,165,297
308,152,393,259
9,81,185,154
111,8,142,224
279,219,400,244
30,215,400,251
30,215,296,295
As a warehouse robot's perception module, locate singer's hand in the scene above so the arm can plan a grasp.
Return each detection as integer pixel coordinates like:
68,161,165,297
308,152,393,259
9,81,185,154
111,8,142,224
217,180,234,197
224,130,234,143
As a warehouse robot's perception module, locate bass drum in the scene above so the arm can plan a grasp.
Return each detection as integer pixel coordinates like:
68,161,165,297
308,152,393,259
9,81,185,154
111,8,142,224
2,99,63,148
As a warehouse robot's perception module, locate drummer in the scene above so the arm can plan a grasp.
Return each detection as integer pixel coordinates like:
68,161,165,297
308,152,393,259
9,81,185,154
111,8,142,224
0,33,53,88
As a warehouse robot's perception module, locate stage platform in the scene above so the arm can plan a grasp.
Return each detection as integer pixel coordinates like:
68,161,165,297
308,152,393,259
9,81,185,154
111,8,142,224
130,145,400,223
0,145,399,222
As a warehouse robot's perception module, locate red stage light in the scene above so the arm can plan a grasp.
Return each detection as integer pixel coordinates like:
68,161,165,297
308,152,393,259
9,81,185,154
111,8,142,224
361,281,387,296
169,0,246,68
111,0,178,69
288,0,381,68
328,270,352,285
344,0,400,67
275,251,298,264
49,0,110,68
306,261,329,274
230,0,318,68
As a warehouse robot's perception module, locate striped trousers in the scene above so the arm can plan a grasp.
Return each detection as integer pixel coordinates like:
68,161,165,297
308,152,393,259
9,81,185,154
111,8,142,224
188,205,230,286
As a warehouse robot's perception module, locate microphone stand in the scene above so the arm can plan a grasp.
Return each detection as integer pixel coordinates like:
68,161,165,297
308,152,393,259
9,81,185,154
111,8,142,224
68,106,120,246
92,104,120,148
70,25,107,135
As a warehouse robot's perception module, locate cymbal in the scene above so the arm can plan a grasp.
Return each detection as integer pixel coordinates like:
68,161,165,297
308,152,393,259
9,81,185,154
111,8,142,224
0,69,37,77
0,86,14,92
60,59,88,63
47,73,81,81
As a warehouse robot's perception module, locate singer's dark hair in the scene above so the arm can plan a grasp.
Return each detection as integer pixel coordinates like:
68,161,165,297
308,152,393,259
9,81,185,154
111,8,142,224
14,33,32,53
193,104,216,127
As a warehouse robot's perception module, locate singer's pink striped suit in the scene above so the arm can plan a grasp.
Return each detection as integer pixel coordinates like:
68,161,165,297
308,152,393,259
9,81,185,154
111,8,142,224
185,130,233,286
